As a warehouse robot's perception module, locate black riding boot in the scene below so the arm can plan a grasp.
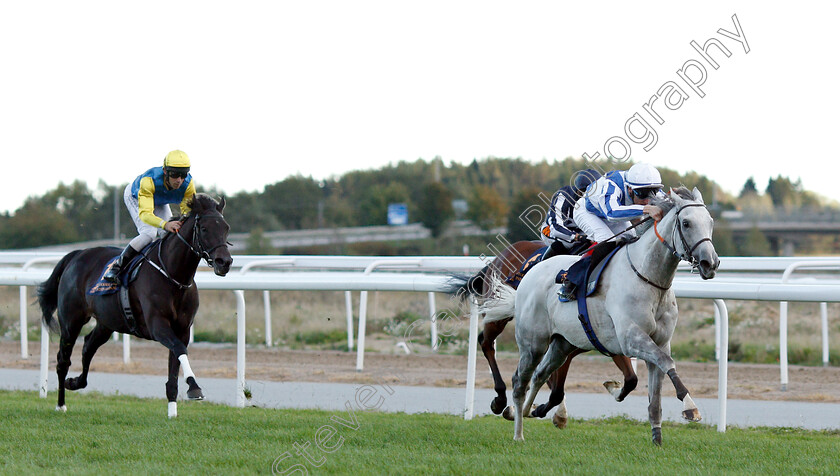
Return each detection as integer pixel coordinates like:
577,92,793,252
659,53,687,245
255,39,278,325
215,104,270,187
103,245,140,283
542,240,567,261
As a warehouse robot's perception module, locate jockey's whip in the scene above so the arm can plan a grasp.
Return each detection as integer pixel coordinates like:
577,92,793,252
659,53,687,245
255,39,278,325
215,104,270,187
598,215,653,244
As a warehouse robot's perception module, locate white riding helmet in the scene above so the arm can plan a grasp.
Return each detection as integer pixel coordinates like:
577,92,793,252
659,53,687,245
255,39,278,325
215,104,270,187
625,163,663,189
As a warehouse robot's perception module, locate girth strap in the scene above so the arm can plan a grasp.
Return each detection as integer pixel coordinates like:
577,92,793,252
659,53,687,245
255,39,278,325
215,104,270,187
575,265,614,357
118,285,138,334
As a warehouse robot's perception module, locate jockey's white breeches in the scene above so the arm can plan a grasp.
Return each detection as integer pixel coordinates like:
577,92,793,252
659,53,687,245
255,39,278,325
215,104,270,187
124,183,170,252
573,198,635,243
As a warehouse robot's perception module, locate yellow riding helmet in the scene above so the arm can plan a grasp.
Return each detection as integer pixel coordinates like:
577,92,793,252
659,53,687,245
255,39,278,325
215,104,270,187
163,150,191,169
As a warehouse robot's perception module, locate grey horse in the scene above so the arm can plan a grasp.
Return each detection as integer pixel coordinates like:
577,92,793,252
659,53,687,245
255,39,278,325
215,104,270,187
480,186,719,445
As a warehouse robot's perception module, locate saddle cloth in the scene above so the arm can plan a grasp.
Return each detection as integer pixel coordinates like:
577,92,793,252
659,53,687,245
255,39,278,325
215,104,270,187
88,246,148,295
504,246,548,289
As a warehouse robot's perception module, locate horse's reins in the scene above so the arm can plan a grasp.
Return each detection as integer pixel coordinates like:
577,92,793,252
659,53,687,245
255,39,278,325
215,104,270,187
627,203,711,290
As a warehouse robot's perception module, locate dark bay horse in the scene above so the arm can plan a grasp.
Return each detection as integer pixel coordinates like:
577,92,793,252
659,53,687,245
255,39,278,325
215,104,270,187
38,193,233,418
451,239,638,427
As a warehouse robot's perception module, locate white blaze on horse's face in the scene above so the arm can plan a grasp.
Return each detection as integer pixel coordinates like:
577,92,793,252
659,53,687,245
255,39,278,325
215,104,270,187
670,187,720,280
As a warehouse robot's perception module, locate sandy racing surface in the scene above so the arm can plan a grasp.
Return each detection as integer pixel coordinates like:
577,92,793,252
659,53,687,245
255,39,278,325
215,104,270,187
2,340,839,403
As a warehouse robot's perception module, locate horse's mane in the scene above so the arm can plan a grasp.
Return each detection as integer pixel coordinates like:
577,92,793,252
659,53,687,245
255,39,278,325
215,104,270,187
637,186,694,236
186,193,221,216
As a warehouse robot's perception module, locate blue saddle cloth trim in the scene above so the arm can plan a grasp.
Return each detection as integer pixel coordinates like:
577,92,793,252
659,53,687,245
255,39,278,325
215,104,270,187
88,245,150,295
504,246,548,290
557,245,623,356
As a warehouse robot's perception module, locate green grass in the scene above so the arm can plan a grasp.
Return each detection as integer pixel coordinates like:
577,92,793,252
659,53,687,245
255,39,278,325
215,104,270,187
2,391,839,475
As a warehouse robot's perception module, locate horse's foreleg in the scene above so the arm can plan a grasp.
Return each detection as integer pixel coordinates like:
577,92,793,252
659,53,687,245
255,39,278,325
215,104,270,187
624,327,701,444
167,351,181,418
66,324,113,391
604,355,638,402
152,323,204,403
480,318,511,415
646,361,664,446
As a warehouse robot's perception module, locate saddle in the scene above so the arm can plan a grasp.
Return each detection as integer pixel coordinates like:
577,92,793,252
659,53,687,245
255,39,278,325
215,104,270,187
88,242,155,335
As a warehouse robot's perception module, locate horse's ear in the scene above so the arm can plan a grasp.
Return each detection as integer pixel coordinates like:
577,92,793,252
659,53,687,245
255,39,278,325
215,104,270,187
669,188,684,205
217,196,226,213
691,187,705,204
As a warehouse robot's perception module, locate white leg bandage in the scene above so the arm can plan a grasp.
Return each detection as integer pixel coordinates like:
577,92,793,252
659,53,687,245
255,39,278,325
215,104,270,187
168,402,178,418
178,354,195,379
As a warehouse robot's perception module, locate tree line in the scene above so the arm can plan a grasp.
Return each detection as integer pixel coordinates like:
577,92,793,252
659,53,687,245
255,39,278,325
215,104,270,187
0,158,834,254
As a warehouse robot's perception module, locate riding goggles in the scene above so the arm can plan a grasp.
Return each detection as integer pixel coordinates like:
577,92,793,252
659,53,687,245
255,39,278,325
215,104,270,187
631,187,661,199
167,168,189,179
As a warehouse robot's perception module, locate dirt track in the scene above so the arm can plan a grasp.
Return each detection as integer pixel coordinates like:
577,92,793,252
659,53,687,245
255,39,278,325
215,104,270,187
2,340,839,403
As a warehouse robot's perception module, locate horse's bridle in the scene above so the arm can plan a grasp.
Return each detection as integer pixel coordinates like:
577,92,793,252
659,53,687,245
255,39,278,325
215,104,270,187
627,202,711,290
175,212,231,267
145,213,230,289
654,203,712,271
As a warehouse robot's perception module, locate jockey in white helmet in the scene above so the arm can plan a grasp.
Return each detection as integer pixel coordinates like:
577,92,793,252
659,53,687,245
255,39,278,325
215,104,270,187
572,162,665,243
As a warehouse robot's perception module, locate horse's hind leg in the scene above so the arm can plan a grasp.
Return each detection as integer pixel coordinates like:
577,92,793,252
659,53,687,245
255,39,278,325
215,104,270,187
531,347,585,424
603,355,638,402
511,341,549,441
522,336,573,421
480,318,512,415
65,323,113,391
55,313,87,412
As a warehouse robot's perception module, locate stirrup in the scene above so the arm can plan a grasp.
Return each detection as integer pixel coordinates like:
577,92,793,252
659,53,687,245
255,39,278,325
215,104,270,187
558,282,577,301
103,268,121,283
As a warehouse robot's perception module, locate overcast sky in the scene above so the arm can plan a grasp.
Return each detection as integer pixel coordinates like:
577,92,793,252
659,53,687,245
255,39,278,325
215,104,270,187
1,1,837,214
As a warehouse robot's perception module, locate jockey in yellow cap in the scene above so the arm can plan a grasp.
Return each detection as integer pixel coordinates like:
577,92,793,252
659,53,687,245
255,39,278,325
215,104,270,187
103,150,196,283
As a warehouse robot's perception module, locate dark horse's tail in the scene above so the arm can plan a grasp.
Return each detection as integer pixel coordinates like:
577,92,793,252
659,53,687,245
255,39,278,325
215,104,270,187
37,250,82,333
443,264,491,300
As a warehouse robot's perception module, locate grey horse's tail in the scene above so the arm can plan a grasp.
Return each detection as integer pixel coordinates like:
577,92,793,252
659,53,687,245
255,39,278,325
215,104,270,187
478,275,516,324
37,250,82,333
442,265,491,300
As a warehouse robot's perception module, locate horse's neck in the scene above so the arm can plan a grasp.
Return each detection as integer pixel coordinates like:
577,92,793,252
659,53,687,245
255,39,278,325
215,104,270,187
628,210,680,286
159,219,201,284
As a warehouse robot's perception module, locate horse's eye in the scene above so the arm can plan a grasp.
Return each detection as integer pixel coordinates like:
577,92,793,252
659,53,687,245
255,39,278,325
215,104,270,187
682,220,690,228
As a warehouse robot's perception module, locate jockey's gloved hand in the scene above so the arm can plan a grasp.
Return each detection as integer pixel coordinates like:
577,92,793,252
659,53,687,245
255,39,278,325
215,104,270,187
573,233,587,242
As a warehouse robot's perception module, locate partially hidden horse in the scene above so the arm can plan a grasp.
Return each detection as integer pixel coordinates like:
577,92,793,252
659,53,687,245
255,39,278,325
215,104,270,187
480,187,719,444
38,193,233,418
450,238,638,428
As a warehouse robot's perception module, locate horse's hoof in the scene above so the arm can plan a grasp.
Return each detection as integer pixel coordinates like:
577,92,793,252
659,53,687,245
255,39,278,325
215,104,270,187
490,397,507,415
552,412,567,429
65,377,86,391
55,405,67,413
652,428,662,446
187,388,205,401
603,380,622,401
502,406,515,421
682,408,701,422
532,404,548,419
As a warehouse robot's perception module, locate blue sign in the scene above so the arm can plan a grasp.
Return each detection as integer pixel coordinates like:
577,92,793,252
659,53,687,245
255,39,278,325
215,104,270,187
387,203,408,226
